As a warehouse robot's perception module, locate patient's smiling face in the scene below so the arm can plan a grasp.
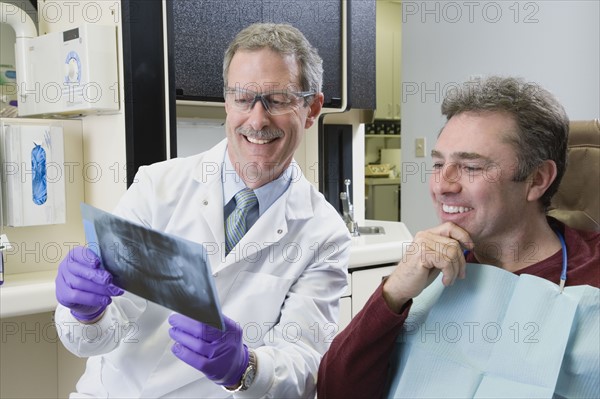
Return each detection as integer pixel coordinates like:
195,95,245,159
429,111,532,244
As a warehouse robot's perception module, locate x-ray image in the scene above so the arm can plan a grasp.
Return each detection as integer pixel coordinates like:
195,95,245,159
81,203,224,330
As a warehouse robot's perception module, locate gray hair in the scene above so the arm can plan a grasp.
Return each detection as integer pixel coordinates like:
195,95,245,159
441,76,569,209
223,23,323,93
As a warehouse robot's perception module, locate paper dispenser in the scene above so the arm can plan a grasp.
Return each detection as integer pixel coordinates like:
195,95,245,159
15,24,119,117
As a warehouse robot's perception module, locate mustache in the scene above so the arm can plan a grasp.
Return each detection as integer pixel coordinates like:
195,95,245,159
236,126,284,140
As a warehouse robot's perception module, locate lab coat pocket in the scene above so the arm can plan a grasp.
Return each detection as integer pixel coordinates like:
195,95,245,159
223,270,294,339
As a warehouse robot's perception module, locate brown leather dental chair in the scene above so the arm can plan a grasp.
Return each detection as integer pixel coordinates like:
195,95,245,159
548,119,600,231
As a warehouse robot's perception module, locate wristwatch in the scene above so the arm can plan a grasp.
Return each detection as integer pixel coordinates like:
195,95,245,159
224,349,257,392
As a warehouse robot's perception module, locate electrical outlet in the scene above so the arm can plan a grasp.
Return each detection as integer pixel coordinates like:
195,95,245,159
415,138,426,157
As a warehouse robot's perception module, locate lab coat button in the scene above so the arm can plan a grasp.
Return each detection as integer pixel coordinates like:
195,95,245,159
202,200,208,206
277,229,283,234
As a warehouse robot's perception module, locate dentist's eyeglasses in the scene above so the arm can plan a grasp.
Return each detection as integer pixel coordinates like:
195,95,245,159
224,87,316,116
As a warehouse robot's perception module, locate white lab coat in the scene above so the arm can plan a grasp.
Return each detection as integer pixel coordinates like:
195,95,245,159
55,139,351,398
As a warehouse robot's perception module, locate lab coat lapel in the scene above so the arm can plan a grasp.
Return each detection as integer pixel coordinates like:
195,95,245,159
200,177,226,251
230,194,289,263
216,171,314,272
192,140,227,269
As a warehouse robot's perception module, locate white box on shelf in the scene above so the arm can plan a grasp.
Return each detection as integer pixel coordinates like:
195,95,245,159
1,121,66,226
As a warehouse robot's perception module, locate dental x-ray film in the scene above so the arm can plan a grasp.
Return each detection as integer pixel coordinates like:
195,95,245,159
81,203,224,330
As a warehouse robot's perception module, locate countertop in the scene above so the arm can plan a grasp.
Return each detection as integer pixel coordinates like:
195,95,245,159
349,219,412,268
1,220,413,318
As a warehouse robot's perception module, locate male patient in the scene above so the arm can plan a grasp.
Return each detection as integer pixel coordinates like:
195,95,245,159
318,76,600,398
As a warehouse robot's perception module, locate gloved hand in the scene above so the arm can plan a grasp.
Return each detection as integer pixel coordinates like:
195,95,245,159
169,313,249,387
56,246,124,322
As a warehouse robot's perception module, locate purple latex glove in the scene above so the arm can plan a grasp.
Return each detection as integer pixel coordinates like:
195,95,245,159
169,314,249,387
56,246,123,321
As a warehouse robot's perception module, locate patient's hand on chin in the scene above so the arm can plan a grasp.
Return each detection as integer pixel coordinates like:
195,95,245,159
382,222,473,313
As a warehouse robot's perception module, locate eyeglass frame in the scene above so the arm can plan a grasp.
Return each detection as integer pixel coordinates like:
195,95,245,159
223,87,317,116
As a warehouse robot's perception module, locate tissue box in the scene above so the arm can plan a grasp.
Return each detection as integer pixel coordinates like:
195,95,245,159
1,122,66,226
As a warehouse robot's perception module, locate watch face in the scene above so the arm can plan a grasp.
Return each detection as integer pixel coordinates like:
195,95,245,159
242,367,256,389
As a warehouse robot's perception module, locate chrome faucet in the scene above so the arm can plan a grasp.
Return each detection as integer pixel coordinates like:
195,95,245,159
340,179,359,236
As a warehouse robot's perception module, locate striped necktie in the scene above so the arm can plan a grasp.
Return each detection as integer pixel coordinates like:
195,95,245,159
225,188,258,255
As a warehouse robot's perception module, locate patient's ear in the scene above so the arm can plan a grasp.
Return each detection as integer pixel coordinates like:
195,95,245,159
527,160,557,202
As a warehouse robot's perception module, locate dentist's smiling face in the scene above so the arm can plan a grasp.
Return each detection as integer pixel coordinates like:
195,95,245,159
429,111,532,243
224,48,323,189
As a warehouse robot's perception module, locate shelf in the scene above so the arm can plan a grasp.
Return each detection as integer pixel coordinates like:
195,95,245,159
0,271,57,318
365,134,401,138
365,177,401,185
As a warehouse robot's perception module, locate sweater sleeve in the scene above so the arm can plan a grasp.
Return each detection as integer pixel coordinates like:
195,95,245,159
317,282,411,399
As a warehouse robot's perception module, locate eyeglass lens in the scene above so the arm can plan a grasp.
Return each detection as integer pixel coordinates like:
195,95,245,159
226,89,311,115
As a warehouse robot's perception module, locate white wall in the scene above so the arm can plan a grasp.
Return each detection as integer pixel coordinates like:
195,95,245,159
401,0,600,232
1,2,127,397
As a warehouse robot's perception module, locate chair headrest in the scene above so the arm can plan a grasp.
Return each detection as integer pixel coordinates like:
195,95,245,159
548,119,600,231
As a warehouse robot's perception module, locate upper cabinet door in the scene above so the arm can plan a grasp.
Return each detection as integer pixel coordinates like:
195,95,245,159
170,0,343,109
347,0,376,111
169,0,375,111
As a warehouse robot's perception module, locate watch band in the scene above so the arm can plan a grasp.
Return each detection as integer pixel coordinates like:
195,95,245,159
223,349,257,392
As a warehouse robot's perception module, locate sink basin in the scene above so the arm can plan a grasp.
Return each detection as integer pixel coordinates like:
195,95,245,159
357,225,386,235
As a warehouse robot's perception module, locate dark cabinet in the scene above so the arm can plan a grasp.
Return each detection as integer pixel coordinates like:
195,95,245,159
171,1,343,108
170,0,375,110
